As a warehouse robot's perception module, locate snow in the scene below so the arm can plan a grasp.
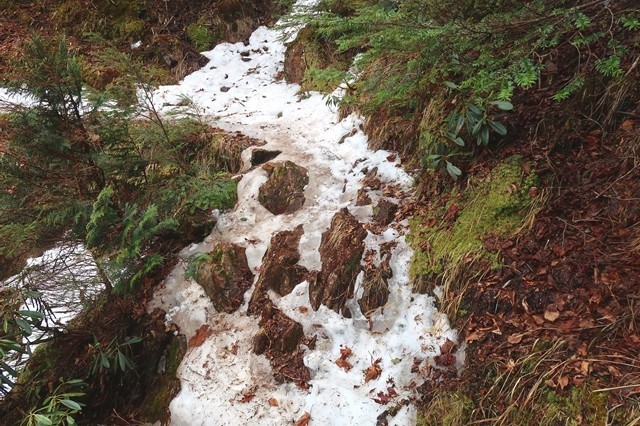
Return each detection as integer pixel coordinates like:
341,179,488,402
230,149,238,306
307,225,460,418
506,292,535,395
2,242,104,326
148,1,460,424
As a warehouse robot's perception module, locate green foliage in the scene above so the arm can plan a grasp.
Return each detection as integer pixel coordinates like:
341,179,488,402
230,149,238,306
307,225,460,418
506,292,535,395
21,379,85,426
300,0,639,176
0,289,49,396
90,335,142,377
184,253,213,281
187,20,219,52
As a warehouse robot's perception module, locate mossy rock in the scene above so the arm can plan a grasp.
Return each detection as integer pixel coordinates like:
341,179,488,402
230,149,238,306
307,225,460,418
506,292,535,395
195,242,254,313
408,156,540,293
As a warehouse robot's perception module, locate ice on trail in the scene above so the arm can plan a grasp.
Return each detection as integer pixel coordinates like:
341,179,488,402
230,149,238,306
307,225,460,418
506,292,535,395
149,2,459,424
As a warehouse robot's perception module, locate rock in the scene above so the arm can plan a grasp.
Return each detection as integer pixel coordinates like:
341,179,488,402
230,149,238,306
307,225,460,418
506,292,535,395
258,161,309,215
195,242,254,313
252,303,310,387
309,208,367,314
358,256,392,318
253,303,304,354
373,198,398,225
251,148,281,167
248,225,308,315
355,188,372,206
220,86,231,92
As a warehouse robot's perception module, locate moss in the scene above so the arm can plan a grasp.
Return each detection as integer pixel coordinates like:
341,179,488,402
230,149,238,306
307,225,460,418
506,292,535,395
409,156,538,286
187,20,219,52
417,392,473,426
539,387,608,426
138,335,187,423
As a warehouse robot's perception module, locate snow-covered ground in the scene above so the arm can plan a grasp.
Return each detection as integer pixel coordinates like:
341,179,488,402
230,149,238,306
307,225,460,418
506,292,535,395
148,1,460,424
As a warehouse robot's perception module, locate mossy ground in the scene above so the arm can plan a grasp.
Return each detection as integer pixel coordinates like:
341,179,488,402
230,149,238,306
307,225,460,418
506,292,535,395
138,334,187,423
408,156,540,290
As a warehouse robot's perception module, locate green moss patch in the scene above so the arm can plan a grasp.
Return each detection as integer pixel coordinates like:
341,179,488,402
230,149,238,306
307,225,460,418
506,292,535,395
187,19,220,52
409,156,539,287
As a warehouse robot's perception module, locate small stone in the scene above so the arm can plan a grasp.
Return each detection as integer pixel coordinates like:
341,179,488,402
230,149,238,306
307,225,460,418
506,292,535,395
220,86,230,92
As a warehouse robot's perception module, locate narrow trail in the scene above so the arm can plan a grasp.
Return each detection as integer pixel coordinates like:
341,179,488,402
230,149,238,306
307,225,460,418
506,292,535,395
148,3,459,424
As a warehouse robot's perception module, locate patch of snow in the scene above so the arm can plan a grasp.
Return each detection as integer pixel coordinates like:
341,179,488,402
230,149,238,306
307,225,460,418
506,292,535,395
148,1,460,424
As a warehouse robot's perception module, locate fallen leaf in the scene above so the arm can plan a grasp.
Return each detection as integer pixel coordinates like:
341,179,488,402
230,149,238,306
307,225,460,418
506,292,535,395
238,393,255,403
507,334,523,344
573,374,587,386
581,361,590,375
295,412,311,426
230,342,239,355
577,341,588,357
336,347,353,371
298,306,309,314
373,391,391,405
365,358,382,382
268,398,278,407
188,324,213,348
544,310,560,322
558,375,569,390
336,358,353,371
440,338,455,354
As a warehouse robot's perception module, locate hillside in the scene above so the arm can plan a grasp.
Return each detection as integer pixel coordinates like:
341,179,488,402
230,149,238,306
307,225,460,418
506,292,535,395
1,0,639,425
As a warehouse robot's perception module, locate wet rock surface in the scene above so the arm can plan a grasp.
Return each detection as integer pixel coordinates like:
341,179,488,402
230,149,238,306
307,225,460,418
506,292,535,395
258,161,309,215
358,255,392,318
195,242,254,313
309,208,367,314
373,198,398,226
252,303,310,388
248,225,308,315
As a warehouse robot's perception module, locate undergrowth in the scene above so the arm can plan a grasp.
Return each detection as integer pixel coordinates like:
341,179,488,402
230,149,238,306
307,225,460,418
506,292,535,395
299,0,640,175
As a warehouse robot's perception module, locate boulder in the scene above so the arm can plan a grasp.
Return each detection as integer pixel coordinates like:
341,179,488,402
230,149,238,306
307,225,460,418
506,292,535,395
195,242,254,313
309,208,367,314
248,225,308,315
258,161,309,215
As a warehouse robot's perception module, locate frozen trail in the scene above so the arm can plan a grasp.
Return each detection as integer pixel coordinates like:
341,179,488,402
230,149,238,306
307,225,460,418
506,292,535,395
148,2,459,424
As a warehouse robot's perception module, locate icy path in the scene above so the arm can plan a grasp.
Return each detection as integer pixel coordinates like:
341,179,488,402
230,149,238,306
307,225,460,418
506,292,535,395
148,4,459,425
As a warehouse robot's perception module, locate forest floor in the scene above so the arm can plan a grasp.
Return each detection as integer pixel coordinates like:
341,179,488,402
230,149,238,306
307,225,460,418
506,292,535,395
1,0,639,424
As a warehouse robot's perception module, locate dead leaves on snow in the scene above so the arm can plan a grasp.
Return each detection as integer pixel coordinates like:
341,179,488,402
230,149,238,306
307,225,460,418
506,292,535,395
335,347,353,371
364,358,383,382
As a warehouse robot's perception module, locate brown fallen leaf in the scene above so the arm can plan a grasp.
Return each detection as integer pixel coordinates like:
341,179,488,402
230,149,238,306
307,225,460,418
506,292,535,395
440,338,455,354
336,347,354,371
544,310,560,322
507,334,523,344
365,358,382,382
295,412,311,426
336,358,353,371
558,375,570,390
238,393,255,403
298,306,309,314
188,324,213,348
268,398,278,407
